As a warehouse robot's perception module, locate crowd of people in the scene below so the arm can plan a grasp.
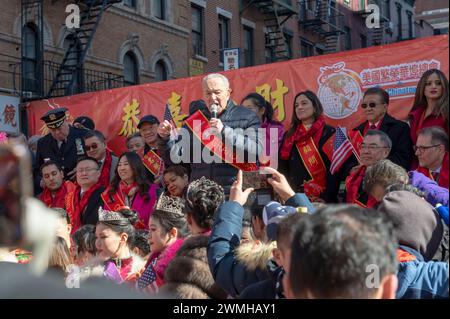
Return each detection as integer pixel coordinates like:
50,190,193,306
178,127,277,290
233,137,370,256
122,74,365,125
0,69,448,299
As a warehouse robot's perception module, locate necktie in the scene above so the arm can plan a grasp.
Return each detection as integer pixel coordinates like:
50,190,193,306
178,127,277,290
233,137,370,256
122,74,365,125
370,124,377,130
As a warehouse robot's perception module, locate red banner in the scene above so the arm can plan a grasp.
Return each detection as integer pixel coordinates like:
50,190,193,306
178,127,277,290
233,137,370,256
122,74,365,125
27,35,449,156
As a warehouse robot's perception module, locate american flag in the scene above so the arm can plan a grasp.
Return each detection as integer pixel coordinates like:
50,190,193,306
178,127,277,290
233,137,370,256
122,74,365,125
137,262,158,290
330,127,354,174
164,104,178,139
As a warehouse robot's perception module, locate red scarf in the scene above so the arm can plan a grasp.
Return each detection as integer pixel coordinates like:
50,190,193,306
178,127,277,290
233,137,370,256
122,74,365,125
119,181,139,202
281,116,326,160
98,149,113,188
345,166,378,208
39,181,75,208
66,181,103,233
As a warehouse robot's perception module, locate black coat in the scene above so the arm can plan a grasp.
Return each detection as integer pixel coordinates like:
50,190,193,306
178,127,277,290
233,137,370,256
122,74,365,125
79,186,105,226
161,100,262,195
279,124,335,197
353,113,413,170
34,126,87,182
325,113,414,203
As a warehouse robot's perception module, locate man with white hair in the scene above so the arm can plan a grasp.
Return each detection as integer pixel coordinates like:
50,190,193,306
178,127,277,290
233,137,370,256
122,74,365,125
158,73,263,194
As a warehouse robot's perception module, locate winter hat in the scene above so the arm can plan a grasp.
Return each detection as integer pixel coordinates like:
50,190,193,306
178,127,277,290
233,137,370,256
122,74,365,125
377,190,445,261
263,201,297,242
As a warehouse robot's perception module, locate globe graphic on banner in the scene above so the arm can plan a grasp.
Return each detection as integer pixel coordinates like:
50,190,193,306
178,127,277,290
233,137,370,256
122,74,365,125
318,72,361,120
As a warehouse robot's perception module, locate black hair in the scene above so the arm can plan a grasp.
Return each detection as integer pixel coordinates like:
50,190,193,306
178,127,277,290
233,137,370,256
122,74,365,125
286,90,324,138
52,208,70,225
131,229,150,257
241,92,276,123
83,130,106,143
40,160,63,173
276,213,307,251
151,209,189,238
76,156,101,169
163,165,189,179
110,152,150,201
185,178,225,230
98,208,138,248
289,205,398,299
72,224,97,256
364,87,390,105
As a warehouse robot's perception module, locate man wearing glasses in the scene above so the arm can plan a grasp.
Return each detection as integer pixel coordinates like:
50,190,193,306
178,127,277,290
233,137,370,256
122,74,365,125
345,130,392,207
351,87,413,170
83,130,119,188
66,157,106,233
414,127,449,189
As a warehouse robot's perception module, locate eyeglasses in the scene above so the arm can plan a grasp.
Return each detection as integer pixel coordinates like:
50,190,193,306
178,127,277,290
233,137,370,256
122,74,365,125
361,102,384,109
85,143,99,151
360,144,390,151
413,144,442,152
77,167,99,173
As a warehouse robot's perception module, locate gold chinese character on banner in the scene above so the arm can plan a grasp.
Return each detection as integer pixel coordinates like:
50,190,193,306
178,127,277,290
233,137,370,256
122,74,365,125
303,145,312,154
308,156,318,166
256,79,289,122
168,92,187,128
119,99,140,137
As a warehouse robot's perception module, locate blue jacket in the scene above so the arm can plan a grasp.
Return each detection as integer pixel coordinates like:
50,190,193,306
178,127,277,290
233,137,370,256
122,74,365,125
396,246,449,299
207,201,272,297
207,193,313,297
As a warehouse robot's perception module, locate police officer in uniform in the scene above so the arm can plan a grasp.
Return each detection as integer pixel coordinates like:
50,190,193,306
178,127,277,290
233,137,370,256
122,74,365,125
33,108,87,193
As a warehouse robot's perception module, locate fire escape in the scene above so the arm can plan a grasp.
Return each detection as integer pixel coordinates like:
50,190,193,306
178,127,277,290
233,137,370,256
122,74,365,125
298,0,345,54
241,0,297,62
46,0,122,98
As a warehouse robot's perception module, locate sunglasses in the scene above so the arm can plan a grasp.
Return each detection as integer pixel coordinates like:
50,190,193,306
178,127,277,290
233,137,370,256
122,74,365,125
85,143,99,151
361,102,384,109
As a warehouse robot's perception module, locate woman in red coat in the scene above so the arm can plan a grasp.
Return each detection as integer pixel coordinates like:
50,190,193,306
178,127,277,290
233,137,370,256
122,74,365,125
409,69,449,144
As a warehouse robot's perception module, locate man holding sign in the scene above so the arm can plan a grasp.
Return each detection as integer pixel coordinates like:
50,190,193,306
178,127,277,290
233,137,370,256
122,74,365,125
157,73,263,195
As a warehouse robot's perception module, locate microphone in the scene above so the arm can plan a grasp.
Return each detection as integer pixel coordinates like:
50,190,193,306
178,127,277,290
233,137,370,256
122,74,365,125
211,104,219,119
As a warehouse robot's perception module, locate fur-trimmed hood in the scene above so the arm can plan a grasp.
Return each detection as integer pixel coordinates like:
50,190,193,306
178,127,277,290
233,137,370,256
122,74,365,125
148,238,185,280
162,235,227,299
234,241,277,272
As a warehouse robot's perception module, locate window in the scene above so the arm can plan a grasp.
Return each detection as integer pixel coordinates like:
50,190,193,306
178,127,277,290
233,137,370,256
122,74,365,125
360,34,367,48
243,26,254,67
359,0,365,11
300,38,314,58
218,15,230,63
154,0,165,20
123,0,136,8
123,51,138,86
191,4,204,56
155,60,168,82
383,0,391,20
315,47,324,55
344,26,352,50
284,32,293,59
22,23,40,93
396,4,402,41
407,11,413,39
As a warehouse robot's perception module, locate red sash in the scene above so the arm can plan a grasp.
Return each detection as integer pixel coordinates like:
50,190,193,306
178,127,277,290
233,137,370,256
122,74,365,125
101,187,147,229
349,130,364,158
66,182,103,233
185,110,258,172
345,166,378,208
416,152,449,189
142,150,164,177
39,181,75,209
98,149,113,188
101,187,126,211
296,137,327,199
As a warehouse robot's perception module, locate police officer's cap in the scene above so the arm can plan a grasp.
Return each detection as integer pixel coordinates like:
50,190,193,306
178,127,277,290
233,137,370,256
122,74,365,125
41,108,68,129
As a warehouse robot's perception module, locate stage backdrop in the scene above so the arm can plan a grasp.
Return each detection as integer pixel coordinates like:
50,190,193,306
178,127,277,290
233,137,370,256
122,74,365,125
27,35,449,155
